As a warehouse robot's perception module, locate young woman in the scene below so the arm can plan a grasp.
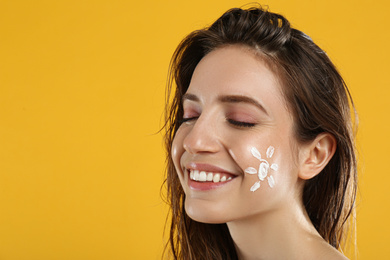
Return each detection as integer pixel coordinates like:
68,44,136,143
163,5,357,260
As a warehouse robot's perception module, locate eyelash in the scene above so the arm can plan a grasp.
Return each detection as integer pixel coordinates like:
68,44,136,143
227,119,256,128
179,117,198,124
179,117,256,128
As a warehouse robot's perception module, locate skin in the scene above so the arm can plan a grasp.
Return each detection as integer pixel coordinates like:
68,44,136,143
171,45,348,260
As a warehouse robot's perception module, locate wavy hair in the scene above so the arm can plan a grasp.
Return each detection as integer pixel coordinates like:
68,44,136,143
163,5,357,259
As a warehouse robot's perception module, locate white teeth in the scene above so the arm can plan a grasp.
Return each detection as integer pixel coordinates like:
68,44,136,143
189,170,234,183
199,171,207,181
213,173,220,183
194,170,200,181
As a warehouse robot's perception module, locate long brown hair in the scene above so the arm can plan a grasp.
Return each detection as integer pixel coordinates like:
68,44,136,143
163,5,357,259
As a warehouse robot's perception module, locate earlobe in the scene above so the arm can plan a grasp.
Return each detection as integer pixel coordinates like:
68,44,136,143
299,133,337,180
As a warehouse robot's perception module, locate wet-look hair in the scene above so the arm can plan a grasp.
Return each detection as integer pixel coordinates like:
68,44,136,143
163,5,357,259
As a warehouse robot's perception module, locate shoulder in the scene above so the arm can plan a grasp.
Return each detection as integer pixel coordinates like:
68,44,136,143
298,236,349,260
312,241,349,260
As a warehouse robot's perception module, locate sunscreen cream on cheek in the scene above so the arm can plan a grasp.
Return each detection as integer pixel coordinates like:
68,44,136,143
244,146,279,192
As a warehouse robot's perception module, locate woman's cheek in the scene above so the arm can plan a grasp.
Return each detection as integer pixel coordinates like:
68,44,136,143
171,127,187,176
230,139,283,192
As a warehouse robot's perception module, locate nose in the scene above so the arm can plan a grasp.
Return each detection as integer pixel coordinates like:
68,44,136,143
182,114,221,154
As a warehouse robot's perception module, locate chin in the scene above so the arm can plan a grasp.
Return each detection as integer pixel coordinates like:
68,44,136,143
184,198,232,224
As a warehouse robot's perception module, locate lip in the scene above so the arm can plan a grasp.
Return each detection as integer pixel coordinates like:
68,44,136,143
184,162,238,191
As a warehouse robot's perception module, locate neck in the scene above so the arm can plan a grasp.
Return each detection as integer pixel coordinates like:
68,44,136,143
227,199,322,260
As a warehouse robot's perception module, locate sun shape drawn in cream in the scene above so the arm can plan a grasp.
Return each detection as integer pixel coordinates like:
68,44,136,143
244,146,278,192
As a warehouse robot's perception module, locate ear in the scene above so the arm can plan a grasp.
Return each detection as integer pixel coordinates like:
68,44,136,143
298,133,337,180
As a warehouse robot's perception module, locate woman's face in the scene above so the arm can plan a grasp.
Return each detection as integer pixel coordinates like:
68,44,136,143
171,45,303,223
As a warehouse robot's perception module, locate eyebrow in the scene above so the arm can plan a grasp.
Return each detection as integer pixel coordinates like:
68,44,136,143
219,95,269,115
182,93,269,116
182,93,199,102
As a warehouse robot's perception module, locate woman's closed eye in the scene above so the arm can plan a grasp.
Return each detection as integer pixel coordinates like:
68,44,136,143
227,118,256,128
179,117,257,128
180,117,198,124
226,111,257,128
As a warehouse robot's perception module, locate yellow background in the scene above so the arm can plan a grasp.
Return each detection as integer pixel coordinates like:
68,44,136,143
0,0,388,259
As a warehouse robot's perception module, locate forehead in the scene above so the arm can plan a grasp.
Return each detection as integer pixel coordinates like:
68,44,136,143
187,46,285,112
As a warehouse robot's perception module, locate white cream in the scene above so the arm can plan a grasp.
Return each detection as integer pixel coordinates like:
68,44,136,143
251,147,262,160
245,167,257,174
245,145,279,191
267,175,275,188
259,162,269,181
250,181,261,192
266,146,275,158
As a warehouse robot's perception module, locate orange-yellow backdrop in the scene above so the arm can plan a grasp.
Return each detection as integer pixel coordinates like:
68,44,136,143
0,0,388,259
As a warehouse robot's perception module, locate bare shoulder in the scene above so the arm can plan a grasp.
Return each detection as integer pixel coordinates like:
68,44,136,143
301,237,349,260
319,247,349,260
314,240,349,260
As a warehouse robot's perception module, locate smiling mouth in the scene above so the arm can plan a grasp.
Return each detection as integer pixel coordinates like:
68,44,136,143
189,169,234,183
